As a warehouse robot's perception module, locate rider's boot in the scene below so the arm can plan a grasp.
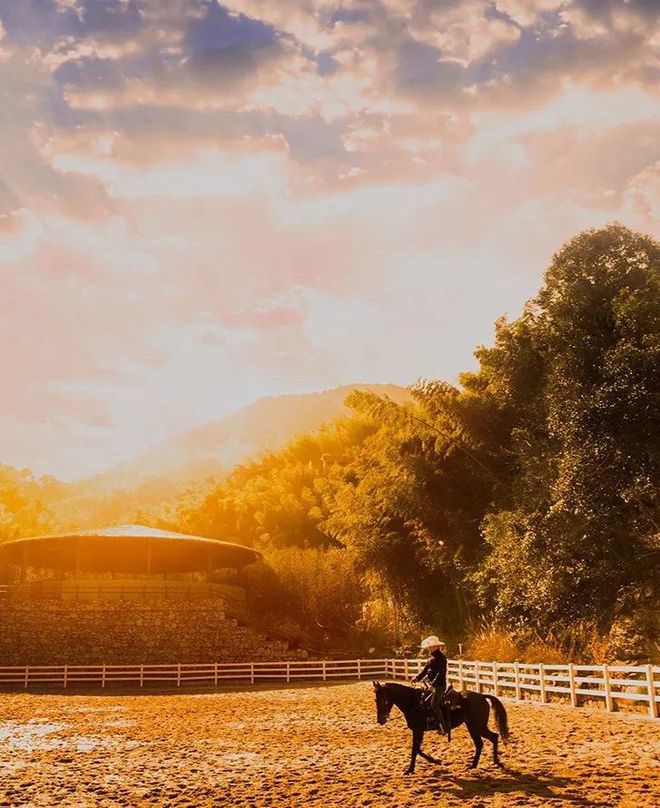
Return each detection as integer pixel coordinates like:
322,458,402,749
435,706,450,740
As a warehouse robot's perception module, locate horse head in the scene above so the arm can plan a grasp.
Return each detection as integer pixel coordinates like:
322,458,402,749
373,681,394,725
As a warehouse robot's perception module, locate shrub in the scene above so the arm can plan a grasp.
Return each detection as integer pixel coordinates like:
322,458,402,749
244,547,366,650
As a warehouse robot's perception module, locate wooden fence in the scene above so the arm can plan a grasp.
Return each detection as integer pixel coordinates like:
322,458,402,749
0,659,388,689
0,657,657,718
389,658,660,719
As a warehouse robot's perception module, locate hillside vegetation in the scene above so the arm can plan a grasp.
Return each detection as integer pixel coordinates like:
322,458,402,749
2,225,658,662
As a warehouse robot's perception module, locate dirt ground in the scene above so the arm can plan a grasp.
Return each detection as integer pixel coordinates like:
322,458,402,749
0,682,658,808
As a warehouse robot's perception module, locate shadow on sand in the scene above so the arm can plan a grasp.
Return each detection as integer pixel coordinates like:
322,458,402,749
425,764,596,806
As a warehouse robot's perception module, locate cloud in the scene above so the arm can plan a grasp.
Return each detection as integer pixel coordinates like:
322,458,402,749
0,0,658,478
620,161,660,228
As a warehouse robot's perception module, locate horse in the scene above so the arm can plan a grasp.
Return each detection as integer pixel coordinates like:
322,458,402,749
373,680,509,774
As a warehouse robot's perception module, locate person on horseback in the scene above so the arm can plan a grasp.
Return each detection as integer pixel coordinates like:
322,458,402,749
411,635,450,735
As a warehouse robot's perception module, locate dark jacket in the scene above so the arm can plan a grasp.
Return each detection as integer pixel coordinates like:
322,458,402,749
413,649,447,690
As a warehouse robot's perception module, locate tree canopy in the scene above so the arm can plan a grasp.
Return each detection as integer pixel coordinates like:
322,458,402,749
2,224,657,659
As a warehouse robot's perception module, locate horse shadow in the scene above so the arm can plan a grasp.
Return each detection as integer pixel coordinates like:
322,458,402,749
425,765,593,806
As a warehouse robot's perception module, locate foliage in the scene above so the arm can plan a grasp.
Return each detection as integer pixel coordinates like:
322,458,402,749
2,224,657,662
473,224,660,635
0,465,55,541
244,547,366,651
152,417,377,549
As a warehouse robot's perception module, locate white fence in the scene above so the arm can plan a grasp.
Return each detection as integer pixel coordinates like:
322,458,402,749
389,658,660,719
0,659,388,690
0,657,657,718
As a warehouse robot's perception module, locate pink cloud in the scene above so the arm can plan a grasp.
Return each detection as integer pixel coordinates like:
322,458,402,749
0,0,658,478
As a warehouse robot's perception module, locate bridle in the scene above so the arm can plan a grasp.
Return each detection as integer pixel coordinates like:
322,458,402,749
376,690,394,724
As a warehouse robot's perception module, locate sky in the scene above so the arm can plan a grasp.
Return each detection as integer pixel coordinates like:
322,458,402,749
0,0,658,480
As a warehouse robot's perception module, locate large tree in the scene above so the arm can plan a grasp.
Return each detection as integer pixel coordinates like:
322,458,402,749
473,224,659,634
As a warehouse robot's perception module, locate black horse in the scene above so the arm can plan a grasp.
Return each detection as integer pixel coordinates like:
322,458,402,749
373,681,509,774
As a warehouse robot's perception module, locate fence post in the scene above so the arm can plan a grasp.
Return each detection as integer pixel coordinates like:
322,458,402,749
568,663,577,707
458,659,464,691
286,661,290,684
214,662,218,687
602,664,613,712
492,661,498,696
404,658,409,680
322,660,327,682
357,659,362,680
101,665,106,689
250,662,255,685
139,665,144,688
539,663,546,704
24,666,29,690
177,663,181,687
514,661,521,701
63,665,68,689
475,662,481,693
646,664,658,719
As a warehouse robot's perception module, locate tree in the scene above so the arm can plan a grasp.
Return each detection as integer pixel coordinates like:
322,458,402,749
474,224,660,633
0,465,54,542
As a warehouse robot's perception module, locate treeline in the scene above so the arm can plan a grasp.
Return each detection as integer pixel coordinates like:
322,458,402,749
145,224,659,661
2,224,658,661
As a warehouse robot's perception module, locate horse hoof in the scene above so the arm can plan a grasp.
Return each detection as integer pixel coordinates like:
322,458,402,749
404,768,415,775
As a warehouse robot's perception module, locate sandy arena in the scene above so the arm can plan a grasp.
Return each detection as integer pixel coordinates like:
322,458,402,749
0,682,658,807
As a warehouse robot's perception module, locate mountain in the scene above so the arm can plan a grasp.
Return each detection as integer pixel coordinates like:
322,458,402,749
9,383,413,536
86,383,412,497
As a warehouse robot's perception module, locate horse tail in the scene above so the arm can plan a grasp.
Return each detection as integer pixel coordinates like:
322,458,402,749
484,695,509,742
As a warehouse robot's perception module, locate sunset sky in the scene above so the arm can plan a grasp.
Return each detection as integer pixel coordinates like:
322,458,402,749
1,0,658,480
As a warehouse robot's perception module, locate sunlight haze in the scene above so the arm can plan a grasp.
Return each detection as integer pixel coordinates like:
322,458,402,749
1,0,658,479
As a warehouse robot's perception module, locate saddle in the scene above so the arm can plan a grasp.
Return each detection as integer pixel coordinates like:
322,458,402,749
443,685,467,711
420,684,464,732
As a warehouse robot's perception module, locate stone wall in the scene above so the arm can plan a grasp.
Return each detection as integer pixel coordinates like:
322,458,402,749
0,600,306,665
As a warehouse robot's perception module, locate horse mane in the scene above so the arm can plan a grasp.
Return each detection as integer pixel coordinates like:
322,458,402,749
384,682,414,694
382,681,421,711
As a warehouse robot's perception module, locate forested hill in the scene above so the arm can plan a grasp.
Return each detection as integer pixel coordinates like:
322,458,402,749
149,224,659,662
0,384,410,533
89,384,411,493
1,225,658,663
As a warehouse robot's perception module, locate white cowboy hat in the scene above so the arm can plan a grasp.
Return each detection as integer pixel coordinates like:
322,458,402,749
420,635,446,649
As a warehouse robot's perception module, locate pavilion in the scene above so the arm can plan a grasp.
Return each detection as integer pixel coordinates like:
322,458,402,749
0,524,260,602
0,525,281,666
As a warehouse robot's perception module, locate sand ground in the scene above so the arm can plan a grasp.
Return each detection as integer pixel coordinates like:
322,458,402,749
0,682,658,808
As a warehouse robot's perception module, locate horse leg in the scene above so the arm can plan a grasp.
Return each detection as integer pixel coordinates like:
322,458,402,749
467,725,484,769
415,727,441,765
417,735,442,767
405,728,423,774
483,728,501,766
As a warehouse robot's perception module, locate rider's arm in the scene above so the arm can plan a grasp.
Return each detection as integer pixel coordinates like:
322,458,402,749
412,662,430,682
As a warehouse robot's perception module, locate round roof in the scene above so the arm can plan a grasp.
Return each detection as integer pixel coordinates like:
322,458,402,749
0,524,261,574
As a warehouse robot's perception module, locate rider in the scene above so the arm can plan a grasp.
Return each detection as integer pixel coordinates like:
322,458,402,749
411,635,449,735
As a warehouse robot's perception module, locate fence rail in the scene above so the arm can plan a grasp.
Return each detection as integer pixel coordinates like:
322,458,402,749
0,658,657,718
388,659,660,719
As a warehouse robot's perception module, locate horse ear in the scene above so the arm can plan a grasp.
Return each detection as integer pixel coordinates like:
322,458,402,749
373,680,381,690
